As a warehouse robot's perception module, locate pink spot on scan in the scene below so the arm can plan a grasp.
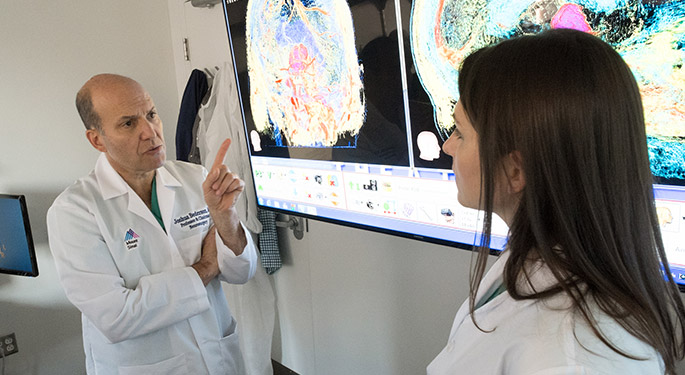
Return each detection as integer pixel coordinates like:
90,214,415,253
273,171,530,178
551,4,592,33
289,44,312,74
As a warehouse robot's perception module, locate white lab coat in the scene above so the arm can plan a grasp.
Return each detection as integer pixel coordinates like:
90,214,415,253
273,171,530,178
197,62,276,375
197,62,262,235
427,251,664,375
47,154,257,375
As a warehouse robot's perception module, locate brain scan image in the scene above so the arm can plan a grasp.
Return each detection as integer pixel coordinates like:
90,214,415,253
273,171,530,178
410,0,685,180
246,0,366,147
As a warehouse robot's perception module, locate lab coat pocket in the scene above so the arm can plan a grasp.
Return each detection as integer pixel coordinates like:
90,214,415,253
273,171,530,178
219,329,246,374
118,353,189,375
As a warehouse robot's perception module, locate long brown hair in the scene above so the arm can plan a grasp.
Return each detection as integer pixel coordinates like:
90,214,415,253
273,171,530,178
458,29,685,373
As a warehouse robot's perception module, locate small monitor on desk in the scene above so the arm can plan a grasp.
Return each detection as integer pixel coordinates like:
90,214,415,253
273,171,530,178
0,194,39,277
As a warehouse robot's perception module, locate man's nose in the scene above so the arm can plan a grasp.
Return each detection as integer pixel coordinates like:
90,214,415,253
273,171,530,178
140,119,158,140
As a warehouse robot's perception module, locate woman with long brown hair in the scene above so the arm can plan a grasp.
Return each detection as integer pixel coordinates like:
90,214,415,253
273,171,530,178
428,29,685,374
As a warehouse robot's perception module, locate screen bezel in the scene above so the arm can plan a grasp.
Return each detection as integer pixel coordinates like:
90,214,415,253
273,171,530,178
0,194,39,277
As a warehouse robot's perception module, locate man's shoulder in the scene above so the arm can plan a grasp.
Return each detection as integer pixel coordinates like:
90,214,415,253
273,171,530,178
50,169,100,212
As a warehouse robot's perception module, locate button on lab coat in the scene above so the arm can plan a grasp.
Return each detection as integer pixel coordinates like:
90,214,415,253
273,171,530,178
427,251,663,375
47,154,257,375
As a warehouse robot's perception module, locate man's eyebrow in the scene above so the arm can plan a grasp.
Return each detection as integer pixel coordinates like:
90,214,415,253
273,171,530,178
116,114,138,122
116,105,156,122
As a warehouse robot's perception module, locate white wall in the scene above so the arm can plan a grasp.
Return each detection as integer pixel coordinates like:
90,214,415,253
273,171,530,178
268,221,482,375
0,1,179,373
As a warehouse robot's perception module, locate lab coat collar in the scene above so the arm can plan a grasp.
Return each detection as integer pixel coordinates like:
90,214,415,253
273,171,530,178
515,257,558,295
449,251,510,334
478,249,563,298
474,250,509,305
466,250,565,320
94,153,182,200
155,163,182,189
94,153,185,235
448,246,575,341
154,163,182,234
95,154,128,200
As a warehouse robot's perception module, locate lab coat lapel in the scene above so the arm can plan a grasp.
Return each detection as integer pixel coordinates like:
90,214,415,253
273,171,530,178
95,153,127,200
476,250,509,304
155,165,182,234
126,192,159,229
156,165,187,268
94,153,167,231
450,251,510,336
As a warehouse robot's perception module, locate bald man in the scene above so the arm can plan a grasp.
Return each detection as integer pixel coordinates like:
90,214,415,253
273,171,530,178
47,74,257,375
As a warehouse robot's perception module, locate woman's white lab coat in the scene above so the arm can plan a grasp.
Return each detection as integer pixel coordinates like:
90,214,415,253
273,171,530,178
47,154,257,375
427,251,664,375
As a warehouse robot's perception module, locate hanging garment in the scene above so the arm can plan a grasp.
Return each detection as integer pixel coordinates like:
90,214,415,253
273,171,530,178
188,68,217,165
196,63,261,234
226,240,277,375
196,61,277,375
195,64,282,271
176,69,209,162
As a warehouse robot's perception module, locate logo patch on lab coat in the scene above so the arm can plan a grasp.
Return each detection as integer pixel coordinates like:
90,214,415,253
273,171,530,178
124,229,140,251
173,207,210,230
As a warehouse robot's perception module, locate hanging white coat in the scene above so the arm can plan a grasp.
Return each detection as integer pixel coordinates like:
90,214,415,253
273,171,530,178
47,154,257,375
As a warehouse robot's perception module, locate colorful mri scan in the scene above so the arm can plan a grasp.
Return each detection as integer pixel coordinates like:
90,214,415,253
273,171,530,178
246,0,365,147
411,0,685,180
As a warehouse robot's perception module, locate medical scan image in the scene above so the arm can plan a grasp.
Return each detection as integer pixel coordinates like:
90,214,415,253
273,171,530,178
246,0,366,147
410,0,685,181
229,0,410,165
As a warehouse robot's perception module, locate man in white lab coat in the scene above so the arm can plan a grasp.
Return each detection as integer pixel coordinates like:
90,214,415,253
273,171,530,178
47,74,257,375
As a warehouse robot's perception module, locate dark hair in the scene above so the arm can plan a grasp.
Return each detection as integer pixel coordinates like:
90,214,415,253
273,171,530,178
75,87,101,131
458,29,685,373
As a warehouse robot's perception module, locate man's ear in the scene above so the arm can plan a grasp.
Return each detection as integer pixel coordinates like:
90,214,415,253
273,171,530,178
86,129,107,153
503,150,525,194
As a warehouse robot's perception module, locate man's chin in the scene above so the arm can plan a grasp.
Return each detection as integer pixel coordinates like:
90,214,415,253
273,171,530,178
151,148,166,165
146,153,166,170
154,156,166,169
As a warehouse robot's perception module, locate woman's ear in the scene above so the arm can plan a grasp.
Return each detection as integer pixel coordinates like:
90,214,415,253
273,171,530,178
503,150,525,194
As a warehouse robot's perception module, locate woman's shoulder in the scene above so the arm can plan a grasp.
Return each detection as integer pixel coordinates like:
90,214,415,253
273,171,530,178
567,304,663,373
499,293,664,374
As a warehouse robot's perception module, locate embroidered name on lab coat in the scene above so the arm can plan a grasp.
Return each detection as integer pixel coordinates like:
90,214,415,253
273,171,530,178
124,229,140,251
173,207,210,229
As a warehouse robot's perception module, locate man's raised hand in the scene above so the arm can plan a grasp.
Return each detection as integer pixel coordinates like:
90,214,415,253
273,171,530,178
202,139,245,212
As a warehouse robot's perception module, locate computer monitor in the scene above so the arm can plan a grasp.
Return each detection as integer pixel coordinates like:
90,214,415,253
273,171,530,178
0,194,39,277
221,0,685,282
222,0,509,252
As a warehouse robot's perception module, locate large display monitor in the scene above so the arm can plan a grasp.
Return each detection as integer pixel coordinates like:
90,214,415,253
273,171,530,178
221,0,685,285
0,194,39,277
